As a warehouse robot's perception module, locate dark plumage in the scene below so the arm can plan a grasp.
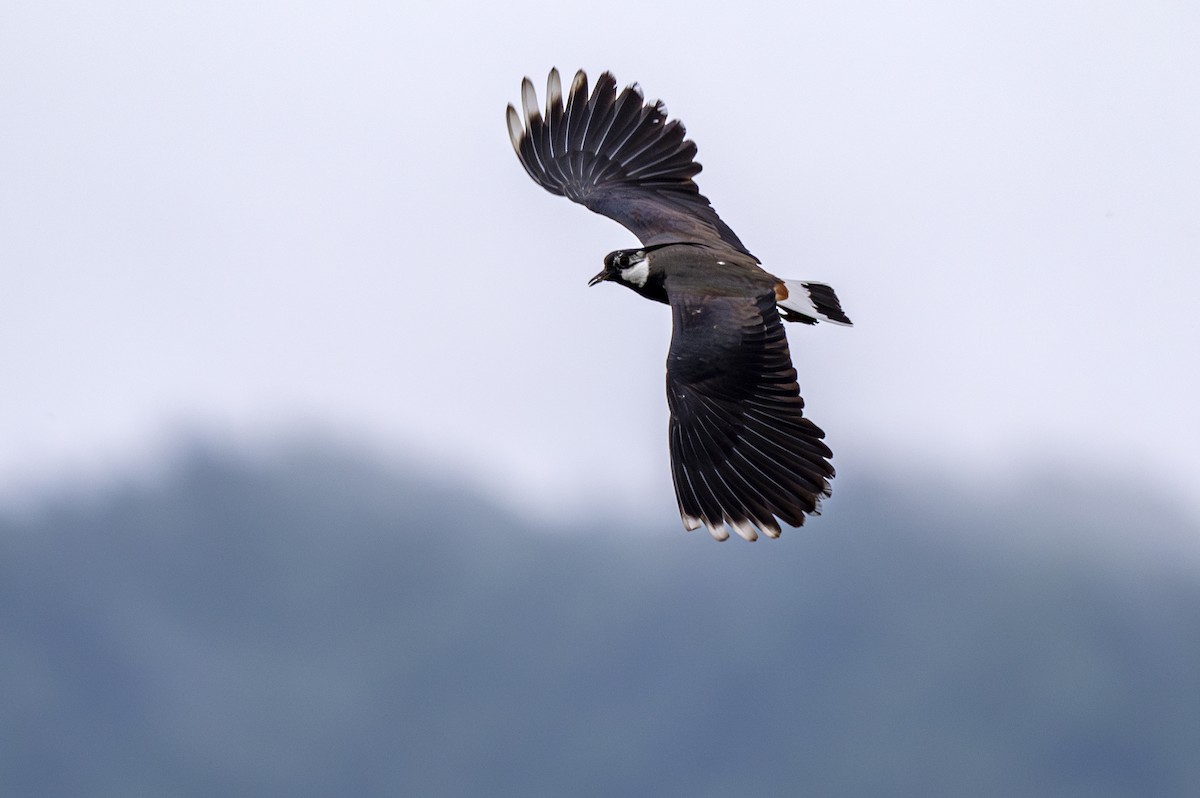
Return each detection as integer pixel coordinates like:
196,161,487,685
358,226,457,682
507,69,852,541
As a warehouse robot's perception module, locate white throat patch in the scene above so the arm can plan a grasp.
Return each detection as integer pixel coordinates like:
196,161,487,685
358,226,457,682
621,254,650,287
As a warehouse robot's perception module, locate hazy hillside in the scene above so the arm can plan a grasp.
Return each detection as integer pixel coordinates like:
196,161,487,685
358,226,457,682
2,442,1198,797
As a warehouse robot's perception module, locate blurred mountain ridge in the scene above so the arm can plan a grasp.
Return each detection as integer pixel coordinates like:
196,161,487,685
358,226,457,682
2,437,1198,797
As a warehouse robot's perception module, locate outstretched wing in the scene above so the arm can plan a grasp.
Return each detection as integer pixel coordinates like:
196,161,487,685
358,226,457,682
506,69,754,259
665,286,833,541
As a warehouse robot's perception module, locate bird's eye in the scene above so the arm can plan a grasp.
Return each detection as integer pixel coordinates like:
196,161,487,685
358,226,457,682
616,251,643,270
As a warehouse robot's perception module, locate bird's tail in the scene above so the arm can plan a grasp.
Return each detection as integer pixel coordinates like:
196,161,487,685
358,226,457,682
776,280,853,326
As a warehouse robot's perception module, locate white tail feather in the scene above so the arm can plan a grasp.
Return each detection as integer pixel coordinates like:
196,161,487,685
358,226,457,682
778,280,853,326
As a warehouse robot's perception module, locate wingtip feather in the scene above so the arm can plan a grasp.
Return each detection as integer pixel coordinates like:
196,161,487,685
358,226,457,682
521,77,541,124
546,68,562,115
706,520,730,542
685,511,732,541
728,517,759,542
505,104,524,152
571,69,588,100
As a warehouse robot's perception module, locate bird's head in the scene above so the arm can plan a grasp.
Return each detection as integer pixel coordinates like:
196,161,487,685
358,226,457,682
590,248,650,289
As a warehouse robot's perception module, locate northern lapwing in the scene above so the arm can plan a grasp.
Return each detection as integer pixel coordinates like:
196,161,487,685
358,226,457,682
506,69,852,541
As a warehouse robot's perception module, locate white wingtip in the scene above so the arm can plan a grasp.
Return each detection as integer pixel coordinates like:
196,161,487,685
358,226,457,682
682,513,703,532
521,77,540,124
546,68,563,115
571,69,588,101
506,105,524,152
728,517,759,542
706,521,730,542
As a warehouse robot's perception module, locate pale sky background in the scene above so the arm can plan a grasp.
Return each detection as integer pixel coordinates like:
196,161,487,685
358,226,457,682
2,1,1197,520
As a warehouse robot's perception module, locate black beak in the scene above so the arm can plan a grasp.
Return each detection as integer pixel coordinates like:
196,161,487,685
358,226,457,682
587,268,612,287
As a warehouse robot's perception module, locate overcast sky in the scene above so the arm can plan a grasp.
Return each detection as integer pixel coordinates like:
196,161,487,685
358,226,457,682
2,1,1197,518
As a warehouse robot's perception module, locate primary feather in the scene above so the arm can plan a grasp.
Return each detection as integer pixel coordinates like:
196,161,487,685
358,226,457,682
506,69,753,257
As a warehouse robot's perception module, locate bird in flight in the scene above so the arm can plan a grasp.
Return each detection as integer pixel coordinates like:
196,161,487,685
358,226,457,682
506,69,852,541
